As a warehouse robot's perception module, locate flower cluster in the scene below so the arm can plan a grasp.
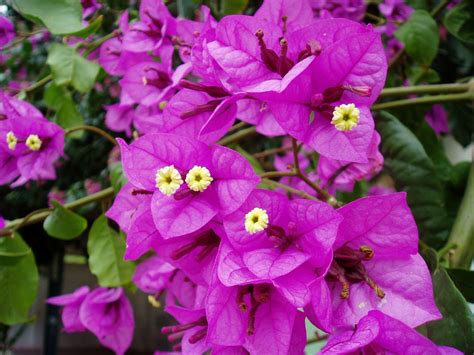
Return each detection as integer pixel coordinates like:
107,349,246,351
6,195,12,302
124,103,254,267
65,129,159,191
44,0,462,354
0,93,64,186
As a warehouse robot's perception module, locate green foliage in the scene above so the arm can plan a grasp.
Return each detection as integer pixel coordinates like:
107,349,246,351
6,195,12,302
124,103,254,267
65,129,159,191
110,163,128,193
87,215,135,287
444,0,474,44
0,234,39,325
395,10,439,66
43,201,88,240
446,268,474,303
427,267,474,352
12,0,85,35
47,44,100,93
44,84,84,136
221,0,249,15
376,112,453,248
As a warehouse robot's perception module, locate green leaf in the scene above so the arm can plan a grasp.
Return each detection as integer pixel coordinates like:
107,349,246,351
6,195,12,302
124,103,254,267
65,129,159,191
44,84,84,137
57,97,84,134
376,111,453,248
445,102,474,148
221,0,249,14
43,200,88,240
47,43,100,93
235,145,264,174
426,267,474,352
395,10,439,66
444,0,474,44
72,15,103,38
110,163,128,193
12,0,85,35
0,234,39,325
446,268,474,303
87,215,135,287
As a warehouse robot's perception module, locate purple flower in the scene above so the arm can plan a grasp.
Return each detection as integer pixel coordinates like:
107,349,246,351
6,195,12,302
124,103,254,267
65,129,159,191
104,103,135,136
221,189,342,307
0,215,5,229
379,0,414,21
79,287,135,355
0,16,15,48
237,99,285,136
47,286,90,333
248,20,386,163
132,255,176,295
119,61,191,106
0,94,64,186
308,193,441,330
118,133,259,237
81,0,102,19
368,184,395,196
321,310,462,354
311,0,366,21
121,0,176,53
318,131,384,192
426,104,449,135
255,0,314,33
206,273,306,353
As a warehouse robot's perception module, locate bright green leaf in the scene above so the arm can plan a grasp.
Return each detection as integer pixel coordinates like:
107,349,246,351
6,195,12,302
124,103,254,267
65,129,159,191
0,234,39,325
12,0,85,35
376,112,453,248
44,83,69,111
444,0,474,44
395,10,439,66
221,0,248,14
87,215,135,287
426,267,474,352
57,97,84,135
47,43,100,93
43,200,88,240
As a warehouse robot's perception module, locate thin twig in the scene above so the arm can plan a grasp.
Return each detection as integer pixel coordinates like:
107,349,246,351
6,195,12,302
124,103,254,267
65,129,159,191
372,91,474,111
253,145,292,159
66,124,117,146
379,82,471,98
218,127,257,146
261,178,319,201
259,171,297,179
1,187,114,232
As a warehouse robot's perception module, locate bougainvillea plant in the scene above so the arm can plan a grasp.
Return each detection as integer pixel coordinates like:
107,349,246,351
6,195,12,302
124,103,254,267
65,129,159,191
0,0,472,354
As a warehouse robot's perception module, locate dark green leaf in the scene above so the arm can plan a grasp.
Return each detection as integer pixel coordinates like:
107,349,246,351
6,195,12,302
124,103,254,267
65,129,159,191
43,200,87,240
420,247,439,273
221,0,248,14
376,111,452,248
427,267,474,352
444,0,474,44
395,10,439,66
47,43,100,93
0,234,39,325
87,215,135,287
57,97,84,135
12,0,85,35
445,102,474,147
446,268,474,303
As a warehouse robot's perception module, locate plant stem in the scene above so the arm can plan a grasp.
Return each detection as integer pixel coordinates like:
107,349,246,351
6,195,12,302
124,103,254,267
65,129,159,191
259,171,297,179
372,91,474,111
253,145,292,159
23,74,52,94
261,178,319,201
291,139,341,207
218,127,257,146
1,29,46,51
446,158,474,268
379,82,471,97
228,121,248,134
431,0,453,18
1,187,114,232
65,124,117,146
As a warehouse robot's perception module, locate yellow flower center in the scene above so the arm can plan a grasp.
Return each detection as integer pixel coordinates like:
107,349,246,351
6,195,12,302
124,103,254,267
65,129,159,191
25,134,42,151
185,166,213,192
6,131,17,150
147,295,161,308
244,207,269,234
159,100,168,110
331,103,360,131
155,165,183,196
